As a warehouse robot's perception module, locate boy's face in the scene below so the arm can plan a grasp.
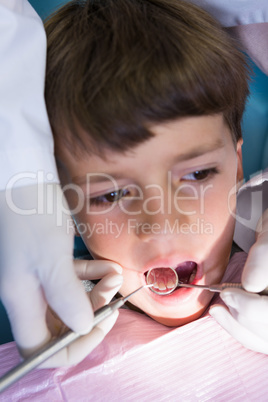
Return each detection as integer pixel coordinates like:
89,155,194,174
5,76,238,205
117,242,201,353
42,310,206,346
59,114,243,326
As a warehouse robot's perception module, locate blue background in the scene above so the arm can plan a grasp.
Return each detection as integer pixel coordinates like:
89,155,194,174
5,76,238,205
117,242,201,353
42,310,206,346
0,0,267,345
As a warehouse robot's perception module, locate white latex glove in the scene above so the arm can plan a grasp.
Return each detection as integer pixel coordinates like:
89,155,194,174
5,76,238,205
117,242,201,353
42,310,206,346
186,0,268,27
187,1,268,75
0,184,122,363
226,23,268,75
43,259,123,367
210,209,268,354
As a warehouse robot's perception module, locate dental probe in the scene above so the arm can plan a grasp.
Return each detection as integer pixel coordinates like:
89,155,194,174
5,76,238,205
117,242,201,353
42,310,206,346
177,282,268,295
0,284,152,393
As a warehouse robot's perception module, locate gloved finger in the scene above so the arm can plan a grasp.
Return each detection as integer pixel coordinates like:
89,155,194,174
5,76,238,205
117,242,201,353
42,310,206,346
228,309,268,342
219,289,268,341
242,210,268,293
209,305,268,355
41,255,94,336
74,259,122,280
45,272,122,339
220,289,268,325
1,272,51,357
89,273,123,311
41,310,119,368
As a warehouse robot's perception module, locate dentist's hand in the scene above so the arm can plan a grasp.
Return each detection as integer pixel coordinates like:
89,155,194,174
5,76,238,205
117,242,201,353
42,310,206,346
44,259,123,367
210,209,268,354
0,184,122,364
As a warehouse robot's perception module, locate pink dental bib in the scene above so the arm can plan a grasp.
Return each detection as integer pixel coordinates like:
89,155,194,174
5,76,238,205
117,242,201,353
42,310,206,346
1,252,268,401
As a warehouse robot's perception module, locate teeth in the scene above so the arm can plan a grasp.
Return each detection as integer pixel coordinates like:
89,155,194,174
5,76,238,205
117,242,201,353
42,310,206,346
146,262,197,295
146,267,178,295
167,279,175,289
147,276,154,285
189,270,197,283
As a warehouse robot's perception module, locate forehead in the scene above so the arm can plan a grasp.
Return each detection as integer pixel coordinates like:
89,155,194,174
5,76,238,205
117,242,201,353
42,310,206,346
59,114,231,182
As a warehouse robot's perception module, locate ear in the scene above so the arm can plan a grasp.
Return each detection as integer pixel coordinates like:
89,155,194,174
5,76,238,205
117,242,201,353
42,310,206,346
236,138,244,184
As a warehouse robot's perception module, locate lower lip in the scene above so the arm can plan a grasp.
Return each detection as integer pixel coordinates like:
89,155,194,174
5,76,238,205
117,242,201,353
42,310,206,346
144,280,203,305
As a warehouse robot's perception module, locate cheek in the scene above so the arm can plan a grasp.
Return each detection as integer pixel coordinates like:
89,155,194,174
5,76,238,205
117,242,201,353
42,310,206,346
201,176,237,275
120,270,141,297
200,174,237,257
76,210,131,259
207,170,237,221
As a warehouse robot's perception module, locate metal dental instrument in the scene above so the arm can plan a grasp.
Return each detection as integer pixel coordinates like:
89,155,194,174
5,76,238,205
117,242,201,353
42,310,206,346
177,282,268,295
0,284,152,393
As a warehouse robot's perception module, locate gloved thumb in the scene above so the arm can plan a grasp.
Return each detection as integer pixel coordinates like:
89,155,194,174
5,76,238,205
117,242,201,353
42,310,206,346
210,305,268,354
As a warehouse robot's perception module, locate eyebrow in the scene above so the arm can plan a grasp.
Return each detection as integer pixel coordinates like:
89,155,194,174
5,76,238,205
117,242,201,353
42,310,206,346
73,138,225,184
173,138,225,163
73,173,124,185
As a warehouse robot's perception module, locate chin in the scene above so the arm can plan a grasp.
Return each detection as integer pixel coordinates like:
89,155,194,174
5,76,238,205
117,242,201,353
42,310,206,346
147,306,208,327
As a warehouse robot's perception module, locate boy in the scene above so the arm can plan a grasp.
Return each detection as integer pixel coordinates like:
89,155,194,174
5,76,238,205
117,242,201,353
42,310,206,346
44,1,262,334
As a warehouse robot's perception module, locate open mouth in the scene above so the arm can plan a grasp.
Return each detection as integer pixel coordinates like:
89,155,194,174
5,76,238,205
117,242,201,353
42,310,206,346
145,261,197,295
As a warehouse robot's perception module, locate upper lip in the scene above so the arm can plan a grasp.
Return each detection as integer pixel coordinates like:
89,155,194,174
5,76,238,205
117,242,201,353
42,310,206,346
143,255,200,274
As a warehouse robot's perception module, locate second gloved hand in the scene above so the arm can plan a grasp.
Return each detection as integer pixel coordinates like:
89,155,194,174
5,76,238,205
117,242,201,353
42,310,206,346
210,209,268,354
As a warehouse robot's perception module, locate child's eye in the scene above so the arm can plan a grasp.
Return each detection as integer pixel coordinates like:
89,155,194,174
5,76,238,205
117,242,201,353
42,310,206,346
90,188,130,206
181,168,219,181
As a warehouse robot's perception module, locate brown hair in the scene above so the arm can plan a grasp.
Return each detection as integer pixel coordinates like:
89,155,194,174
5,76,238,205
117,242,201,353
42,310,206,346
45,0,250,155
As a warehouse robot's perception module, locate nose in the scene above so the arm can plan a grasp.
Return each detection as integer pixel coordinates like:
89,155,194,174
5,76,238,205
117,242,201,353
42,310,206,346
134,188,193,242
